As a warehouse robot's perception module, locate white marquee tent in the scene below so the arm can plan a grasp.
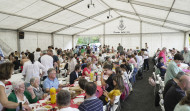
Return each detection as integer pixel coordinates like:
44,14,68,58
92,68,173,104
0,0,190,56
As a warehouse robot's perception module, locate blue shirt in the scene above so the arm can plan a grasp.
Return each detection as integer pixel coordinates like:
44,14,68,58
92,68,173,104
43,77,59,90
78,96,103,111
157,62,166,76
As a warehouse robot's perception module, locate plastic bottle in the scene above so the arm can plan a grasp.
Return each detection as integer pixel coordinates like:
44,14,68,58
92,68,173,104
90,72,94,82
50,87,56,104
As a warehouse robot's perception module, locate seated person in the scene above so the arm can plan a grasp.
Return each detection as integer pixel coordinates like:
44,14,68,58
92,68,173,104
57,90,79,111
43,68,62,92
79,82,103,111
30,77,46,100
163,72,185,98
82,62,92,77
174,89,190,111
70,64,81,84
79,78,88,90
7,80,37,111
164,54,184,84
164,75,190,111
101,75,124,105
81,58,87,70
157,57,167,79
101,64,116,92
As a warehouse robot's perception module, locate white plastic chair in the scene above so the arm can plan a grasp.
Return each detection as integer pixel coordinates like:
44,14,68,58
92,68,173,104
103,95,121,111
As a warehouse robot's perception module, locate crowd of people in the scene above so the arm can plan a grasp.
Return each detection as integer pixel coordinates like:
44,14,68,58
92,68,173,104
0,43,149,111
2,42,190,111
152,46,190,111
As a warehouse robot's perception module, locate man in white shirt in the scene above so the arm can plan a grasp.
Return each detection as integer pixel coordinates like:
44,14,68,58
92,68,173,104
135,52,143,69
183,47,190,64
143,49,149,71
57,90,79,111
41,50,53,80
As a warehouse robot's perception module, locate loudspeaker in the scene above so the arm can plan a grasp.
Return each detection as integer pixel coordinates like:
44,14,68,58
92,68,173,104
19,32,24,39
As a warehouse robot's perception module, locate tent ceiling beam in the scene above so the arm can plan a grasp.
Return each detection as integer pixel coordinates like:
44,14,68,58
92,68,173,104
162,0,176,26
0,11,87,29
53,9,110,34
66,9,103,23
42,0,103,23
74,16,121,35
17,0,83,31
100,0,121,16
129,3,141,21
120,15,183,32
113,8,190,28
130,0,190,16
0,11,36,20
142,21,184,32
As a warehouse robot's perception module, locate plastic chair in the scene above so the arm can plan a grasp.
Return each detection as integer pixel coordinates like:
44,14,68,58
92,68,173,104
103,95,121,111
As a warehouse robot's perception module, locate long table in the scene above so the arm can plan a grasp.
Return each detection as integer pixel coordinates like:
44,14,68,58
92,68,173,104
37,85,103,110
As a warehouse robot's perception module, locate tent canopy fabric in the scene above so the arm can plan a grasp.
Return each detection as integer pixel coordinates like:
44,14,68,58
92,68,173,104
0,0,189,35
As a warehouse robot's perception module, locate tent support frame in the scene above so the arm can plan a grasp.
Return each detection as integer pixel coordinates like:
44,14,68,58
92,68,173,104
18,0,83,31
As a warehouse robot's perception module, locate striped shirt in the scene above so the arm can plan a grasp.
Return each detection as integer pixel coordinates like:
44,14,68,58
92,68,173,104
78,96,103,111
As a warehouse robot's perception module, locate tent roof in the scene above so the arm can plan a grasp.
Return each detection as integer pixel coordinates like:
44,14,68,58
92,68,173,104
0,0,189,35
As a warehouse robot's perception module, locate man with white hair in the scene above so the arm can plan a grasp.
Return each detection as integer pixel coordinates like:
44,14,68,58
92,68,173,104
183,47,190,65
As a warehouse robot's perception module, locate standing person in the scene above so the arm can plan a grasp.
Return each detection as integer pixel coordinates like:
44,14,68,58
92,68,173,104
22,53,46,85
41,50,53,80
183,47,190,65
68,55,77,73
34,48,41,61
142,49,149,71
145,43,148,50
81,46,85,55
117,43,123,53
0,62,31,111
158,47,167,63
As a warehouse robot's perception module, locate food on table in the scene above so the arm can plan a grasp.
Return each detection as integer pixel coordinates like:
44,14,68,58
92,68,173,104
43,105,52,109
45,101,51,105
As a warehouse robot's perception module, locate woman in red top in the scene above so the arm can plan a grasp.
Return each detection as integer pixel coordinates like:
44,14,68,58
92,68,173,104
82,62,92,77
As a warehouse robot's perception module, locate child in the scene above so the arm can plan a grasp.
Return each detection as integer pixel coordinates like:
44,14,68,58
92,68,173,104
102,75,125,105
